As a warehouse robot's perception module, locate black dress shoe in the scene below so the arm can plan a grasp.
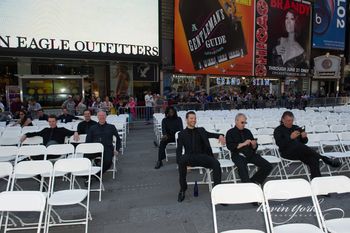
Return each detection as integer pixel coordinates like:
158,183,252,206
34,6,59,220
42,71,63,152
177,191,185,202
154,161,163,169
322,156,342,167
153,141,158,147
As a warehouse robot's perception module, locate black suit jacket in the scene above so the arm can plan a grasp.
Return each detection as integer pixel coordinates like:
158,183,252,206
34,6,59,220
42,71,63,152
176,127,222,160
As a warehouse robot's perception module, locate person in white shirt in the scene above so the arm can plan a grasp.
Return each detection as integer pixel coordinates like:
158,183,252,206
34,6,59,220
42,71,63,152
144,91,154,124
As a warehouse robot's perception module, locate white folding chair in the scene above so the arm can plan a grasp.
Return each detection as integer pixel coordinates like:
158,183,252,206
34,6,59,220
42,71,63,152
211,183,270,233
45,158,92,233
255,135,283,179
5,160,53,232
0,146,18,163
165,131,180,162
74,143,104,201
17,145,47,162
21,136,43,146
311,176,350,233
0,162,12,192
0,136,20,146
68,134,87,144
0,191,46,233
264,179,325,233
21,126,39,134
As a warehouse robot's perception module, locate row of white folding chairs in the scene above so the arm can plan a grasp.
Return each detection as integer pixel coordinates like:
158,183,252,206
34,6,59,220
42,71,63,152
0,158,92,233
0,143,105,202
212,176,350,233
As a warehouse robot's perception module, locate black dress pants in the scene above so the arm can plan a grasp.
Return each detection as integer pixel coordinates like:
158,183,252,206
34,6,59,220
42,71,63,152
177,154,221,192
281,144,321,178
231,154,272,184
158,138,175,161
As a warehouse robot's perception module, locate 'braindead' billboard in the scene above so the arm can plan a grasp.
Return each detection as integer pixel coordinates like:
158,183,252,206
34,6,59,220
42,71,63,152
255,0,312,77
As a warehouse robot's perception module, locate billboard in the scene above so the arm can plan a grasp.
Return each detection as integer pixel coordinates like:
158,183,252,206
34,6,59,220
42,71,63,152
174,0,255,76
255,0,312,77
313,0,347,50
0,0,159,61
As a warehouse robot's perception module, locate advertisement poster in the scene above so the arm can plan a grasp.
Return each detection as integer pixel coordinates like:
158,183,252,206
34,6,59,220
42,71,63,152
313,0,347,50
174,0,255,76
255,0,311,77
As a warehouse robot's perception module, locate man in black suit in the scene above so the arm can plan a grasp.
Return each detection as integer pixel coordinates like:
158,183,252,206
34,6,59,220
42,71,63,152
226,113,272,184
176,111,225,202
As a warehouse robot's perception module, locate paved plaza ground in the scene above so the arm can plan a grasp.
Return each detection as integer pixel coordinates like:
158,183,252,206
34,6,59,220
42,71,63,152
10,123,350,233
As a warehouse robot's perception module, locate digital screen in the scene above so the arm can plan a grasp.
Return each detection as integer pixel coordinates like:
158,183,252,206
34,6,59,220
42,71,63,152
0,0,159,61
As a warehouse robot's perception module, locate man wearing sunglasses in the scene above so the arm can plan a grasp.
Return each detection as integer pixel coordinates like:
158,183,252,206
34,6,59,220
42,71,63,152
226,113,272,184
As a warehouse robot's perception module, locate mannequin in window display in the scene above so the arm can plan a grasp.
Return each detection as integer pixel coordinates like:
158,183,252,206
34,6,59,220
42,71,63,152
115,65,130,96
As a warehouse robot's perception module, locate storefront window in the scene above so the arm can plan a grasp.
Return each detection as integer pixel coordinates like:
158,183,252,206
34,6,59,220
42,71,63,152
22,79,82,107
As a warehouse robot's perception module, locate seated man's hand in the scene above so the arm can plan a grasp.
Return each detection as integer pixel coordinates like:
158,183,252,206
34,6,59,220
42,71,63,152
20,135,27,143
301,131,307,138
251,139,257,148
161,135,168,141
218,135,226,145
244,139,252,146
73,132,80,142
290,130,300,140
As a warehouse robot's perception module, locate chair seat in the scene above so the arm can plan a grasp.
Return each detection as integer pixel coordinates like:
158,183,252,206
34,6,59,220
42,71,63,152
218,159,235,168
322,152,350,158
341,140,350,146
274,223,324,233
326,218,350,233
42,171,67,178
221,230,264,233
262,156,281,164
73,166,101,176
307,143,320,148
48,189,88,206
321,141,342,146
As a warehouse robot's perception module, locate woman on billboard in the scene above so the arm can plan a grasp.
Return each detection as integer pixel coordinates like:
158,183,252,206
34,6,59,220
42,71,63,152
273,9,306,67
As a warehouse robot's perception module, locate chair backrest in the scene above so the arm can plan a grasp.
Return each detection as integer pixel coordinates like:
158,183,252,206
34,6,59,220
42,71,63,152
69,134,87,144
0,136,20,146
311,175,350,196
257,128,274,135
21,126,39,134
340,132,350,141
264,179,323,231
329,124,345,133
47,144,75,156
318,133,339,143
256,134,274,145
21,136,43,145
212,183,265,204
314,124,330,133
13,160,53,179
307,134,320,143
211,183,269,233
264,179,313,200
53,158,91,174
0,191,46,212
18,145,47,160
0,162,13,191
0,146,18,162
0,162,12,179
209,138,224,148
75,143,104,155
